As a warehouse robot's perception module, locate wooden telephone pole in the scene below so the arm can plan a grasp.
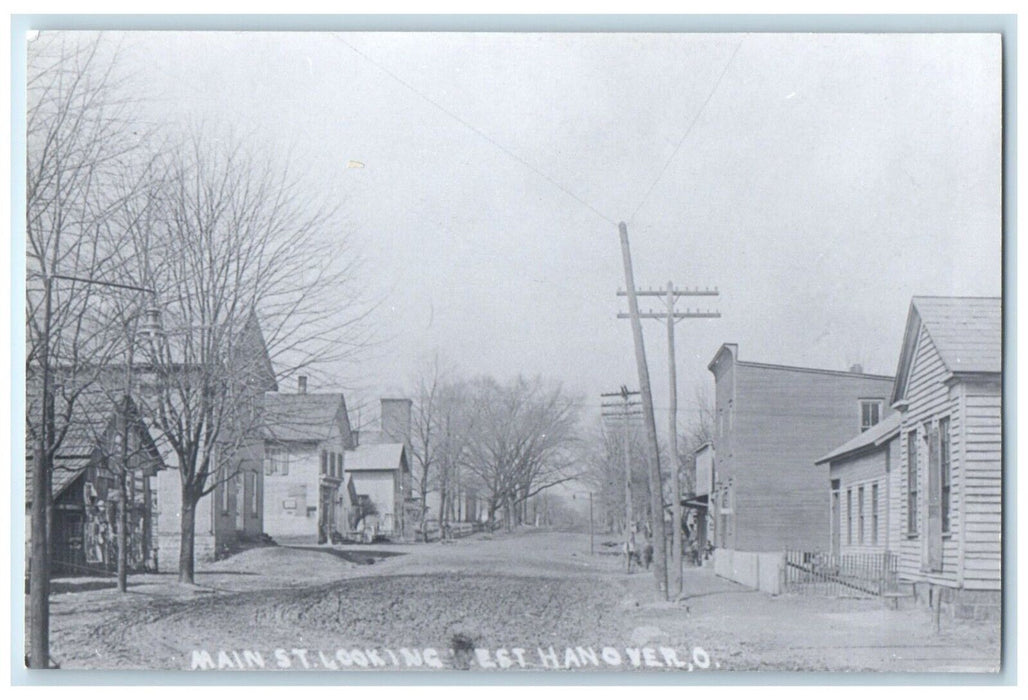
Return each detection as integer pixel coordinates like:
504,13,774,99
616,224,721,600
602,386,641,571
616,222,670,597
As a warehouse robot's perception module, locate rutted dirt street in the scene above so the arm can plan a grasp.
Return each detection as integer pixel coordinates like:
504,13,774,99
43,529,1000,672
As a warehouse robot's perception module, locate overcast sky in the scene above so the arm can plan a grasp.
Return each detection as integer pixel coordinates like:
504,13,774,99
91,31,1000,427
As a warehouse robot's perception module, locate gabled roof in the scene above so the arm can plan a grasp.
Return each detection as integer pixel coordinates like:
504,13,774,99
345,442,407,472
815,412,902,465
262,392,349,443
892,296,1001,404
25,391,164,503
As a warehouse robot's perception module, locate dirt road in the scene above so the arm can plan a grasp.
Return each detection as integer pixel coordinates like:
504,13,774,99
43,529,1000,672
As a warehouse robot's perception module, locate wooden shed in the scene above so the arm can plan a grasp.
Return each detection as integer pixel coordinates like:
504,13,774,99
890,296,1002,619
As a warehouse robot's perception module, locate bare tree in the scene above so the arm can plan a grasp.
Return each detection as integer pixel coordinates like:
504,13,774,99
409,355,446,539
463,375,582,530
25,31,153,668
132,133,371,584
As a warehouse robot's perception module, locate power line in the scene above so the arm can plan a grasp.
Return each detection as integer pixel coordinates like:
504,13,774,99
628,36,745,224
335,36,616,226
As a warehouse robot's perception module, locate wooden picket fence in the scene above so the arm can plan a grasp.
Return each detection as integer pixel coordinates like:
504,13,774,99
783,550,898,597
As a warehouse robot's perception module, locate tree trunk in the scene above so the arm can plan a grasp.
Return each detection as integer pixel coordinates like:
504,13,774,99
117,474,129,592
29,446,51,669
178,486,197,584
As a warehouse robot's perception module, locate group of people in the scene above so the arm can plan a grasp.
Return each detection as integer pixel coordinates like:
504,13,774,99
623,515,712,573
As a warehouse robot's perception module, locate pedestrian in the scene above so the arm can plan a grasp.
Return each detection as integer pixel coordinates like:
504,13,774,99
625,530,638,573
642,533,654,570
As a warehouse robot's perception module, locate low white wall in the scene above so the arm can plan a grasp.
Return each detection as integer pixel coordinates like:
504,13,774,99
713,549,784,595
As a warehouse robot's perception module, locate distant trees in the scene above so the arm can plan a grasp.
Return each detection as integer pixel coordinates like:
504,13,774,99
409,364,583,531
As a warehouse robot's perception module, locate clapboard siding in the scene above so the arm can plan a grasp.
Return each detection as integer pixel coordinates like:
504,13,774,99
896,326,962,586
830,445,893,555
895,324,1002,591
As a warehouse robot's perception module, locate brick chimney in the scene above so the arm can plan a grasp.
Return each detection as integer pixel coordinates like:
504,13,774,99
380,398,412,444
298,375,308,394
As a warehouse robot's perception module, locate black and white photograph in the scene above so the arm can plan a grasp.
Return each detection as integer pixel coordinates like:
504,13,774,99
15,22,1006,676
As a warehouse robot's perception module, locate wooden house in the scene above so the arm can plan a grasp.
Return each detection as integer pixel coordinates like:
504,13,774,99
25,393,165,576
815,412,901,557
346,398,414,540
889,296,1001,619
261,381,354,544
346,443,412,540
707,343,895,553
153,310,277,566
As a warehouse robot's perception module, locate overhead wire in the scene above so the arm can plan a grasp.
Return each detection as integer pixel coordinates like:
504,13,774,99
334,36,617,227
628,36,745,225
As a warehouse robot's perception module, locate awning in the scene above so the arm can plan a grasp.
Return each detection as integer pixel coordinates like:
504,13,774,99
681,493,708,509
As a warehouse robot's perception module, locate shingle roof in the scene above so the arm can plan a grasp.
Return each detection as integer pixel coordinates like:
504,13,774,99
913,296,1002,374
24,389,124,502
262,392,347,443
345,442,406,471
815,412,902,465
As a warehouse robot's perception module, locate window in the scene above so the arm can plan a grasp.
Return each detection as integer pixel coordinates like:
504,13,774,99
265,445,288,476
321,450,328,476
940,417,952,533
221,477,231,514
333,452,340,478
907,430,918,535
858,486,865,545
860,400,883,432
871,483,879,546
249,471,259,517
847,489,853,545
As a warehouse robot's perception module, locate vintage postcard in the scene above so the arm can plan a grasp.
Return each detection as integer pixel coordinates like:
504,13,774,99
18,25,1004,675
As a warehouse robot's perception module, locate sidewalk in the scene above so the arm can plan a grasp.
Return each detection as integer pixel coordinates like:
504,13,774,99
619,562,1001,672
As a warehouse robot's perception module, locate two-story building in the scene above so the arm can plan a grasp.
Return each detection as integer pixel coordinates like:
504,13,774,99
347,398,414,540
707,343,895,553
262,378,354,545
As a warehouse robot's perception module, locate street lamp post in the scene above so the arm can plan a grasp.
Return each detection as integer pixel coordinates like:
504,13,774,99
29,273,158,669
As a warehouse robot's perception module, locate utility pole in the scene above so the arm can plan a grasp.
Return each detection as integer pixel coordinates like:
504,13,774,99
612,244,719,596
616,221,670,598
602,386,640,572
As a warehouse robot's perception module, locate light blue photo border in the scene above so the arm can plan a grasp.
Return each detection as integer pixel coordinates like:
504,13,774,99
8,13,1017,687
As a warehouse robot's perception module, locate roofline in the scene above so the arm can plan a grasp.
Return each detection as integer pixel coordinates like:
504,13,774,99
815,422,901,465
706,342,893,381
815,432,899,465
734,359,894,381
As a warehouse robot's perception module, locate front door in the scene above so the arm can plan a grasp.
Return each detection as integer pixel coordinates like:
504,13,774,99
318,485,334,544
